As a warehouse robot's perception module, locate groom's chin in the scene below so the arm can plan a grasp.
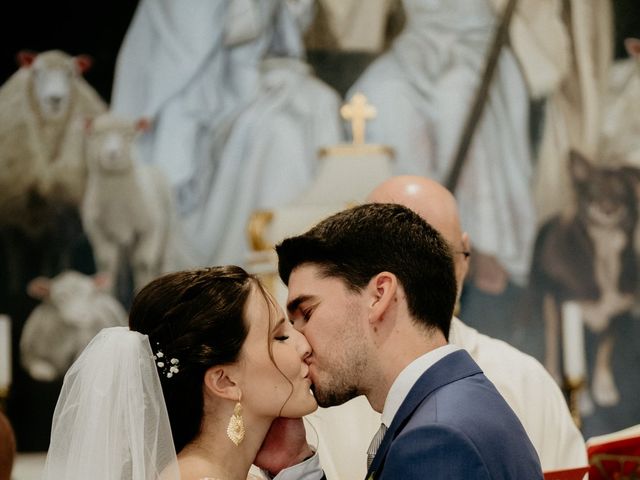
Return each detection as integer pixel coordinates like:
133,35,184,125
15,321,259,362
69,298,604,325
311,385,332,408
313,385,357,408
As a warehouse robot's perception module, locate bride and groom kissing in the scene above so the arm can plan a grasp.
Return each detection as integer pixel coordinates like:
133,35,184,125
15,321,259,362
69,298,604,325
43,201,543,480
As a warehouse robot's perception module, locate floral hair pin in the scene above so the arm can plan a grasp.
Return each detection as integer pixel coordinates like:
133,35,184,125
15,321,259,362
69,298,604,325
153,347,180,378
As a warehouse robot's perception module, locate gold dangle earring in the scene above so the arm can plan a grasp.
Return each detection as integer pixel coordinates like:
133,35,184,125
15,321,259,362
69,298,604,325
226,392,245,446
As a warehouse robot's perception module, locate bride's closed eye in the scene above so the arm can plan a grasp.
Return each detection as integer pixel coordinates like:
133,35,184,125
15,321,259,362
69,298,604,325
273,318,290,341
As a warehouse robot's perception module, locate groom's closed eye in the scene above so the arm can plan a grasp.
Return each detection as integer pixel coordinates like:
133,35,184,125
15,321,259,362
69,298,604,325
287,295,316,327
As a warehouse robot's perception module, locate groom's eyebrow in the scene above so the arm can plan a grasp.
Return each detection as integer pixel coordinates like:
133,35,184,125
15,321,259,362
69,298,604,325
287,295,313,314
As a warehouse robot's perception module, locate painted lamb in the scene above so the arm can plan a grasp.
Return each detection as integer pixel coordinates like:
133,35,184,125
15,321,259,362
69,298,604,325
82,113,177,295
20,270,127,381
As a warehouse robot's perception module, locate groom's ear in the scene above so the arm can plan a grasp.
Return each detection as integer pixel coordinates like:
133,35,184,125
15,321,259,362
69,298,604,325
204,366,241,401
367,271,398,324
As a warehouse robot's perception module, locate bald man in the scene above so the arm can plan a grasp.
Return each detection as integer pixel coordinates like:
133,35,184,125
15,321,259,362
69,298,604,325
303,176,587,479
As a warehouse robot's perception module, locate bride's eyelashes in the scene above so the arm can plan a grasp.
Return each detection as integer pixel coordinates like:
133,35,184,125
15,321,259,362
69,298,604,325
274,322,290,342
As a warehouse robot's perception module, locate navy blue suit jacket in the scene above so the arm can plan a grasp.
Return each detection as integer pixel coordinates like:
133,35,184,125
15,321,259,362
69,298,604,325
366,349,543,479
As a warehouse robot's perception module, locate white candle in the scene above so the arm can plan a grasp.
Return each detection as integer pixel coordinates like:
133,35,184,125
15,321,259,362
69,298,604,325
0,315,10,392
561,302,586,383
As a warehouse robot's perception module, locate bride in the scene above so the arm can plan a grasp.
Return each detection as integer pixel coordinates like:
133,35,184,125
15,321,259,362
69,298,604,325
42,266,320,480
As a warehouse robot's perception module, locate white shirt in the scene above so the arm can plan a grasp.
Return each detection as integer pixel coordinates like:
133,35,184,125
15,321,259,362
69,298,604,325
381,344,461,428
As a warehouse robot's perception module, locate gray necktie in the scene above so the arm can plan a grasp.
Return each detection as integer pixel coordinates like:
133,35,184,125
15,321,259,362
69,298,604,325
366,423,388,470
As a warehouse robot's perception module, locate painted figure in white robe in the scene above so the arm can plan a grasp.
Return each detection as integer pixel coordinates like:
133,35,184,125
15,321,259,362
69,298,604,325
111,0,342,267
488,0,570,101
601,38,640,167
348,0,535,288
532,0,613,223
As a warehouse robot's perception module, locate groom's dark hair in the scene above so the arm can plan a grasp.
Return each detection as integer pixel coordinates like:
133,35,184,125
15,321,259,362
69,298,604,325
276,203,457,338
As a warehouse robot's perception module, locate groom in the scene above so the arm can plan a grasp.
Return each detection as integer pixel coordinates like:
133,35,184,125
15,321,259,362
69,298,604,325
263,203,542,479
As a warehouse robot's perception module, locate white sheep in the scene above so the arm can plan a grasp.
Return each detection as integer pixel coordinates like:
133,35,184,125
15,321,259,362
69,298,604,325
82,113,178,295
19,270,127,382
0,50,106,235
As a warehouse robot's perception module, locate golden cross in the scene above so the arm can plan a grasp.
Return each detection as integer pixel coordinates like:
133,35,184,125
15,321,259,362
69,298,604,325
340,92,376,145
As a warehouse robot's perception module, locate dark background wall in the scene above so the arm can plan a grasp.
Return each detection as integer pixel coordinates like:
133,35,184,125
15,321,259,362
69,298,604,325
613,0,640,59
0,1,139,103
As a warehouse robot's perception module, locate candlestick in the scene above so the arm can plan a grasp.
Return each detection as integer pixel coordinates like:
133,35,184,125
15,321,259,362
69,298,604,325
564,377,585,430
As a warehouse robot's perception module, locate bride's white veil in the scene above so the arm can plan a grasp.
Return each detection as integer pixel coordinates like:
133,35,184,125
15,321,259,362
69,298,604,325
42,326,180,480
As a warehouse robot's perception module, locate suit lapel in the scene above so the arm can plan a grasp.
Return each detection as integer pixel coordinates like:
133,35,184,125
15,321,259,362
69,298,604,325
365,349,482,479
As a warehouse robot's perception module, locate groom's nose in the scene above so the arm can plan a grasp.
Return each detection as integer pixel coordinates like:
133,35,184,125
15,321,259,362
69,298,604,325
292,328,312,359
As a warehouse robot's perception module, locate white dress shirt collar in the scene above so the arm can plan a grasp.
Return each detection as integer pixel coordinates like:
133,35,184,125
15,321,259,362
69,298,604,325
381,344,460,428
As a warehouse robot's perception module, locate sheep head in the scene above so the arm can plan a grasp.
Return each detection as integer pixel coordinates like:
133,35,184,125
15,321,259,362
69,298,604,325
18,49,93,122
85,113,150,174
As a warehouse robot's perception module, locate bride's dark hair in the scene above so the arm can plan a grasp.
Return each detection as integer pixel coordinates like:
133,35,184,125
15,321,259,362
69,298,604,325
129,265,265,452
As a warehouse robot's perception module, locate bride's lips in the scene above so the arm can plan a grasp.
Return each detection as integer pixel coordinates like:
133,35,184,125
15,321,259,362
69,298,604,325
303,365,316,388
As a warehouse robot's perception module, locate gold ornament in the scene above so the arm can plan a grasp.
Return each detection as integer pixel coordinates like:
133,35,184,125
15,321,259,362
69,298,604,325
226,400,245,446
